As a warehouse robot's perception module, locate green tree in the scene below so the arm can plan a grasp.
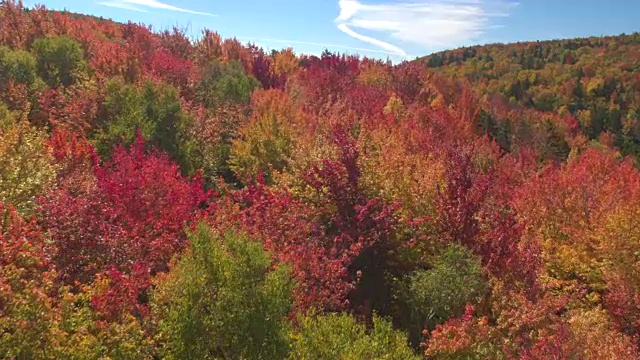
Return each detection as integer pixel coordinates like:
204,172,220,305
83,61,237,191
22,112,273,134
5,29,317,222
31,36,88,88
152,223,293,360
403,244,488,345
289,313,420,360
93,80,200,175
0,45,38,86
196,60,260,109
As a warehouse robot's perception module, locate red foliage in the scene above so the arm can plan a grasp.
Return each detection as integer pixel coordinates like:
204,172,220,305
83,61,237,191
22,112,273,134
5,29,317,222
436,147,540,291
295,53,362,111
604,273,640,337
343,83,389,120
0,1,30,49
424,304,497,357
159,27,193,59
0,80,30,110
0,202,50,273
36,84,102,134
38,134,210,284
302,126,400,319
91,263,151,321
392,61,428,103
146,49,193,90
208,183,351,312
251,51,285,90
48,128,95,184
48,129,93,166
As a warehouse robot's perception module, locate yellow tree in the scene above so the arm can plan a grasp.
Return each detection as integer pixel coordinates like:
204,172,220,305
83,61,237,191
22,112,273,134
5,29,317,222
0,107,56,213
230,89,304,184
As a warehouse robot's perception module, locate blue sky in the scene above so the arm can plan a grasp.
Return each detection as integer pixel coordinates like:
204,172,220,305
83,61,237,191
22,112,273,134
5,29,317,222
24,0,640,62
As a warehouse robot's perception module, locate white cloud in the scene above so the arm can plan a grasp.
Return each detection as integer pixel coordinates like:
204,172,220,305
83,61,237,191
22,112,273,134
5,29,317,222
97,0,215,16
97,1,150,12
337,23,407,56
336,0,516,54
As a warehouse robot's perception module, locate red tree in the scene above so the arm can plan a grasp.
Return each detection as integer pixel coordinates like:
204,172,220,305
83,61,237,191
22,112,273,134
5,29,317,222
38,134,210,284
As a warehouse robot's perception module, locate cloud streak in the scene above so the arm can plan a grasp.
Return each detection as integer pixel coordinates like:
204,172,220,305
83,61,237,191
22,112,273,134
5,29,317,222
336,0,516,55
97,1,150,13
337,23,407,56
97,0,215,16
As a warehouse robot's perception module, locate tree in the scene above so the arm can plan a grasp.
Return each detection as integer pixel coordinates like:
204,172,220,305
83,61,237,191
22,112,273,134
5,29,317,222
229,90,299,183
435,147,539,292
0,202,57,359
31,36,87,88
289,313,420,360
0,45,42,108
0,108,56,213
403,244,488,345
195,59,260,109
152,224,293,360
38,135,209,284
301,126,402,322
0,45,38,87
0,203,155,359
207,181,354,312
93,80,200,175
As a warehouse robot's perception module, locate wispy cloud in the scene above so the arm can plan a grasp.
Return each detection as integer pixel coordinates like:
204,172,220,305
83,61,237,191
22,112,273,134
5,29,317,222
337,23,407,56
235,36,407,56
97,1,150,12
336,0,516,55
97,0,215,16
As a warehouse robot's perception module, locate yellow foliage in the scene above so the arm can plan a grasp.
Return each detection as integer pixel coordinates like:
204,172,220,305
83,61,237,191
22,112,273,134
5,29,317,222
516,148,640,296
430,94,446,109
230,90,303,183
273,48,299,77
585,76,605,95
273,129,338,201
356,61,391,88
0,110,56,213
568,309,639,360
383,93,405,119
594,200,640,287
359,125,445,219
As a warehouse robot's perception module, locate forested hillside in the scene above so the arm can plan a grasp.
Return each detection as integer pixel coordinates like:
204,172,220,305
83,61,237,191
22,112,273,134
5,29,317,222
423,33,640,159
2,1,640,358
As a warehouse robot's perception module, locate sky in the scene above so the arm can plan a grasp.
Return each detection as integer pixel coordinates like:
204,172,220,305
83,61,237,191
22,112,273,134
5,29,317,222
23,0,640,62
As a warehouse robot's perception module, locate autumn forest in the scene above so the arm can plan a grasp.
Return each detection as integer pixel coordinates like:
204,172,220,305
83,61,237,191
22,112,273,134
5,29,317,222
2,1,640,358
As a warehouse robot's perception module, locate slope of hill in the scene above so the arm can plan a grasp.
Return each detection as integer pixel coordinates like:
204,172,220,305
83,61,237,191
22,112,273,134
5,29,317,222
422,33,640,158
2,1,640,358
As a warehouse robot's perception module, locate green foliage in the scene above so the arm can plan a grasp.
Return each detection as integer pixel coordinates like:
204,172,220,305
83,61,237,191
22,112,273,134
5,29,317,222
93,79,200,175
404,244,488,340
0,108,56,213
0,45,38,86
152,223,293,360
31,36,88,88
196,60,260,109
288,313,420,360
